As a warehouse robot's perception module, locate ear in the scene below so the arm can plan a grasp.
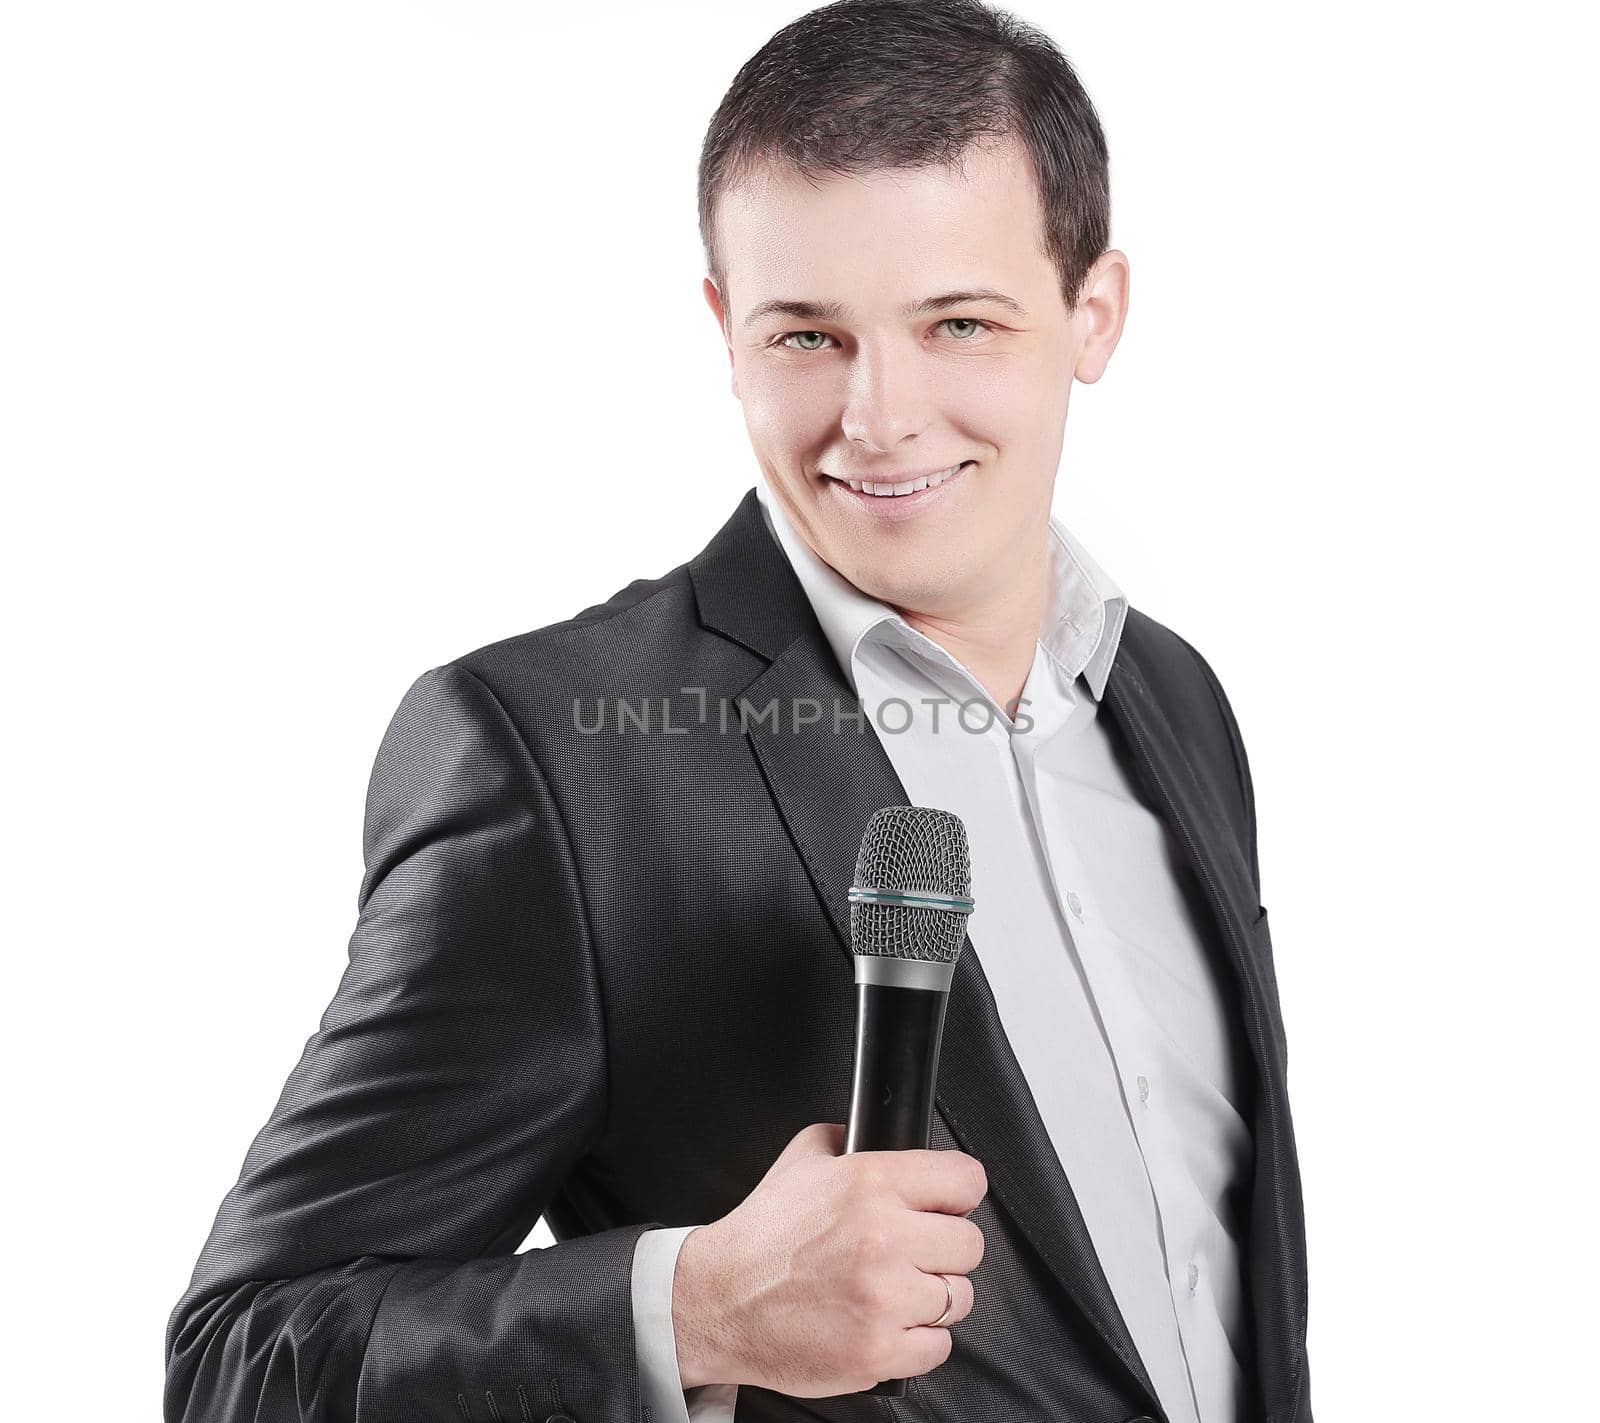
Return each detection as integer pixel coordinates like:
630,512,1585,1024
703,277,740,399
1071,250,1130,385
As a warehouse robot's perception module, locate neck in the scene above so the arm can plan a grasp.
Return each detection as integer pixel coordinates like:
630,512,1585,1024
894,537,1050,715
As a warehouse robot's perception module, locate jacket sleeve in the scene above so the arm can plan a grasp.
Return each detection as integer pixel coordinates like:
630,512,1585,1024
164,661,659,1423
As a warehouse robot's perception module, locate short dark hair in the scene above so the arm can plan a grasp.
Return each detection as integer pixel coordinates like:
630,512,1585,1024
697,0,1111,330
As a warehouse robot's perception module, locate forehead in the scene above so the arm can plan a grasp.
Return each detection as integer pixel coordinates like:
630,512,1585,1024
716,135,1052,316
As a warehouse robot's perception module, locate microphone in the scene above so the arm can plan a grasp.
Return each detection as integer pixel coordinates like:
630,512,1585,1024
843,805,974,1399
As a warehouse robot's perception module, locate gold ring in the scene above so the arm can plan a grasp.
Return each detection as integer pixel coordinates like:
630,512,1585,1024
925,1272,955,1328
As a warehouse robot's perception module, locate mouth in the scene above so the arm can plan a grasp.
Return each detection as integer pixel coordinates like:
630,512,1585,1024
822,460,975,519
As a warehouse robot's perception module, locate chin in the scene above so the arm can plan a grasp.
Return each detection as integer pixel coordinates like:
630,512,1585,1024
850,555,938,604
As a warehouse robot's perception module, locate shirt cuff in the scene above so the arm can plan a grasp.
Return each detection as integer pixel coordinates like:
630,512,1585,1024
631,1225,740,1423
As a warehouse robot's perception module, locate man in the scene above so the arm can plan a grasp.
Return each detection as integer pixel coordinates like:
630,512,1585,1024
165,3,1311,1422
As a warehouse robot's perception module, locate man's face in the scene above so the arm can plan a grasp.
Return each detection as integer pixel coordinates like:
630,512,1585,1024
705,132,1126,620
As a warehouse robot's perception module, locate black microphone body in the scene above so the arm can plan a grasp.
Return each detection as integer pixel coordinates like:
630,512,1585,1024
844,970,957,1399
844,981,949,1154
840,805,974,1401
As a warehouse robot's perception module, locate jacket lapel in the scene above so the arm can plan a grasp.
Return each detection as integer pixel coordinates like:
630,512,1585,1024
1100,632,1307,1423
689,490,1161,1408
690,489,1308,1421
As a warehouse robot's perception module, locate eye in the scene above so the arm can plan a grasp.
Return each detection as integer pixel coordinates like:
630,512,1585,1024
773,318,994,352
939,317,988,340
776,330,832,353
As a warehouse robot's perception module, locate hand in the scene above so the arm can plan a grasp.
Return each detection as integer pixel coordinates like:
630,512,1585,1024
671,1121,986,1396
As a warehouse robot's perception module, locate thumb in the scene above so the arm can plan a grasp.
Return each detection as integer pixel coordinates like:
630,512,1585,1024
774,1120,846,1167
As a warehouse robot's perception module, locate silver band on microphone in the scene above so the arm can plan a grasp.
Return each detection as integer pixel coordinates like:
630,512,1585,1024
847,885,976,915
853,953,958,992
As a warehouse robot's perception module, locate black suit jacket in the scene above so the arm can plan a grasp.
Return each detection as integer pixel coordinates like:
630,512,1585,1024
165,488,1311,1423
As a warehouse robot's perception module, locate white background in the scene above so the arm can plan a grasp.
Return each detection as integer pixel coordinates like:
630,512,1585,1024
5,2,1595,1416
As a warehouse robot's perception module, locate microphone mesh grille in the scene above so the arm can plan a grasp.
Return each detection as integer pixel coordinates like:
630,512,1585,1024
849,805,971,965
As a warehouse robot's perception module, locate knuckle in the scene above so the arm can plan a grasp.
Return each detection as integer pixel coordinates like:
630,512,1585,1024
851,1154,887,1194
847,1218,890,1267
863,1330,900,1380
848,1258,893,1312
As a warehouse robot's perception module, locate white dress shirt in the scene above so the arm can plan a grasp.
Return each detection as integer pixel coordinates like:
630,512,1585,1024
628,473,1256,1423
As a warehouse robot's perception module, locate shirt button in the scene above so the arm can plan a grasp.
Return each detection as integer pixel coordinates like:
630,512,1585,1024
1066,890,1083,918
1136,1074,1150,1104
1187,1262,1200,1293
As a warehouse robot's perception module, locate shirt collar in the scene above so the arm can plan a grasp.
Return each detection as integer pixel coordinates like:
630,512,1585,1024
752,470,1127,701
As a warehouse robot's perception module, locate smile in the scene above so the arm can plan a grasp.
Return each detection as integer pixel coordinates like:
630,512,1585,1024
826,461,973,497
822,460,975,520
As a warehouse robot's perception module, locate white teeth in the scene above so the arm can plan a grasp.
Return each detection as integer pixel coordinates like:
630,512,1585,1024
843,462,966,496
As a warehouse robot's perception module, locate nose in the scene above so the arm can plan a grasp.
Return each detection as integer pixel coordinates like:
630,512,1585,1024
839,336,936,454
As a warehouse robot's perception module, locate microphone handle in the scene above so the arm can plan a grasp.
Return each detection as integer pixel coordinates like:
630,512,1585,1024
843,980,952,1399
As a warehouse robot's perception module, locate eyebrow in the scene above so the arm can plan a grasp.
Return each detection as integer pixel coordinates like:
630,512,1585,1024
742,288,1029,329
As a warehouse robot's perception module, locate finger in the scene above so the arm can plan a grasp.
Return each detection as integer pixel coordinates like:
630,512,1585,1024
780,1122,846,1164
906,1268,974,1330
869,1148,987,1214
902,1211,985,1276
812,1122,846,1155
900,1318,956,1379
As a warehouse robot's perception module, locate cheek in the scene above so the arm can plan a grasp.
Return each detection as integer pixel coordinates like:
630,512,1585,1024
961,361,1057,435
918,363,1047,461
741,366,839,449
